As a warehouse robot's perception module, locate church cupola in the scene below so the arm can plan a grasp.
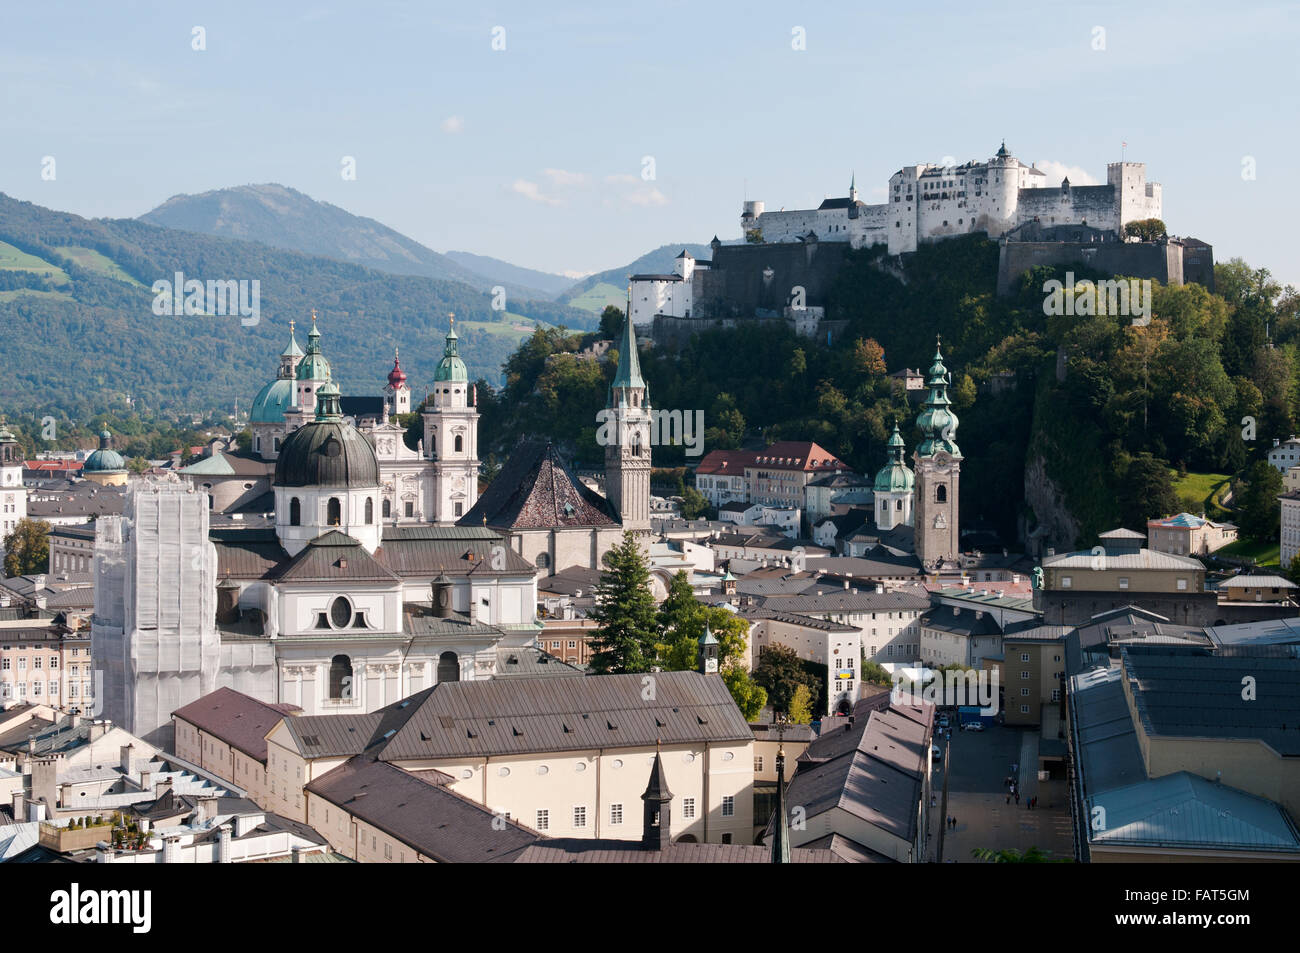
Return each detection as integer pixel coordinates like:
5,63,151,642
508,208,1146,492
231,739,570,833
873,423,914,530
422,317,480,524
279,319,304,380
641,749,674,851
385,348,411,416
912,338,962,569
916,340,960,458
294,312,332,416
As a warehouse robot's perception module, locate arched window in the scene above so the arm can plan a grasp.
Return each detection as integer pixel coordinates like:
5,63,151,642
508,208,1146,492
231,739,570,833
365,497,374,524
896,499,903,510
437,651,460,683
255,436,261,453
327,497,341,525
454,434,463,453
536,552,550,569
329,655,352,700
935,484,947,504
382,498,391,518
289,497,301,526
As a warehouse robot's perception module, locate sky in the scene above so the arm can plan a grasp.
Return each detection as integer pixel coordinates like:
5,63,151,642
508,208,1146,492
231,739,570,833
2,0,1298,284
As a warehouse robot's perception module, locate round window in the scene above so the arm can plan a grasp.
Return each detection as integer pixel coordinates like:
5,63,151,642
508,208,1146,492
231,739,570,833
460,769,472,779
537,765,549,776
498,766,510,777
329,597,351,628
721,751,735,762
612,759,623,769
575,762,587,773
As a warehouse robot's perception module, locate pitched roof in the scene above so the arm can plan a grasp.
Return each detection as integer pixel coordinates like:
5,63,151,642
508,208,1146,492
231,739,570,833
272,531,400,584
458,439,618,530
171,687,302,762
305,755,540,862
514,839,845,863
750,441,844,472
695,449,760,475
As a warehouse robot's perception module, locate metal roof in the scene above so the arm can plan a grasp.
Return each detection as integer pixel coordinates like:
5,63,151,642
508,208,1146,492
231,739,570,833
171,687,301,762
273,531,400,584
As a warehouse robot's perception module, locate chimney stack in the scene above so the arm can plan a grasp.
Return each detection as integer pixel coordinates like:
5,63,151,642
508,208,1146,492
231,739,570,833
217,825,232,864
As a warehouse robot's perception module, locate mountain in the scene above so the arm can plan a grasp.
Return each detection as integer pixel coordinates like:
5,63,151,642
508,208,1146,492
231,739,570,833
558,242,722,313
0,191,593,419
140,184,555,302
443,250,574,298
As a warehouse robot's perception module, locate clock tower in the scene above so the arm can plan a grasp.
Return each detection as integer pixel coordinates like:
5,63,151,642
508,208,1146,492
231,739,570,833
913,340,962,568
604,310,652,531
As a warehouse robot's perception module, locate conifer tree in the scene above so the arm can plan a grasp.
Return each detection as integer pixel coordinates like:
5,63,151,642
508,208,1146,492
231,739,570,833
587,531,659,674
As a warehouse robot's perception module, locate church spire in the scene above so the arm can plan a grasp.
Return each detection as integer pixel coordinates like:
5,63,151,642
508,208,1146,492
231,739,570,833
772,729,791,864
611,308,645,392
641,747,673,851
916,337,960,458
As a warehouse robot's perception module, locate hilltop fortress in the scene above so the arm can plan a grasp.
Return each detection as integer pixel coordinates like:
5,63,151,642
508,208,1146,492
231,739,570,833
631,143,1211,341
742,142,1161,256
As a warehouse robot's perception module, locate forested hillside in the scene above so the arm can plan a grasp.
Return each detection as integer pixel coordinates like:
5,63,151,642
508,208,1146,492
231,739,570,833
0,192,594,420
474,235,1298,551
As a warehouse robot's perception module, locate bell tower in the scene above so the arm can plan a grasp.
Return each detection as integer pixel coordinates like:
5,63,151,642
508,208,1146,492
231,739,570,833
603,309,652,531
424,319,479,524
913,339,962,568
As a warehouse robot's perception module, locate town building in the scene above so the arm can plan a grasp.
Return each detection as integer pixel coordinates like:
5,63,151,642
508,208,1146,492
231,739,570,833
1146,512,1237,556
1280,490,1300,567
1267,436,1300,473
0,426,27,554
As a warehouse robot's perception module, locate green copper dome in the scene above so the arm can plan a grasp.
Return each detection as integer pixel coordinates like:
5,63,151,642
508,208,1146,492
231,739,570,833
433,325,468,383
249,378,295,424
84,430,126,473
296,317,331,383
874,423,914,492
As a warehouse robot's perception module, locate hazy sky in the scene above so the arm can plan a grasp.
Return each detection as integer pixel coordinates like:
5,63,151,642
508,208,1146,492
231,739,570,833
3,0,1298,284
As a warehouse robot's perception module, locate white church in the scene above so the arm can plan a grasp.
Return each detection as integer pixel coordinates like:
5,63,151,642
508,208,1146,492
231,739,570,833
92,311,655,744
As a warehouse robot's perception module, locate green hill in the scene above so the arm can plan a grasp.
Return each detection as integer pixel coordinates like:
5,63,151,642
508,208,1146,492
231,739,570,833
0,192,594,420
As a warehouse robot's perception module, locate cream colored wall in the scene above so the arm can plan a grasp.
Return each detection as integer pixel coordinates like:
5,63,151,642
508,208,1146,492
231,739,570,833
1046,565,1202,593
752,739,809,783
173,718,203,766
1140,734,1300,823
393,741,754,844
785,804,916,862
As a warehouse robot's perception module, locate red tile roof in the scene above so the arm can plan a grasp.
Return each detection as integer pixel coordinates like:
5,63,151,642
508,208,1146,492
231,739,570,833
750,441,844,472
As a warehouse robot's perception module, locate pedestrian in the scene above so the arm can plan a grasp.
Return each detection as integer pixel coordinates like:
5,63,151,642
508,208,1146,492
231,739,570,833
931,795,936,808
951,816,957,829
1006,794,1010,804
1015,793,1020,805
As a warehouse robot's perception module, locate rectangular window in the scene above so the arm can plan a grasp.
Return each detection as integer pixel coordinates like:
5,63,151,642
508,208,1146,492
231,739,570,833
536,810,549,831
34,657,42,669
1020,653,1029,662
1176,578,1187,591
683,798,696,820
573,806,587,828
1061,576,1072,589
754,756,764,772
1021,688,1030,696
1118,577,1130,590
49,657,58,669
17,659,25,671
1020,705,1029,714
1021,671,1030,680
610,803,623,825
722,795,734,818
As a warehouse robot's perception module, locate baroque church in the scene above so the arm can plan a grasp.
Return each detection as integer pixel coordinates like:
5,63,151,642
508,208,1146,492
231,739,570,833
93,310,654,744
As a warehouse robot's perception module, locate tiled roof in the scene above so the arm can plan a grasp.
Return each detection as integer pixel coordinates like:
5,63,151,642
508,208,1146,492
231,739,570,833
749,441,844,472
459,439,618,530
491,646,586,679
514,839,844,863
375,533,535,577
172,687,302,762
695,449,760,475
764,589,930,614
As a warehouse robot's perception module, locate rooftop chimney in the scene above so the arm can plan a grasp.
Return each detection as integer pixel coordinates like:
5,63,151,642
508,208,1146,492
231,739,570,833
217,825,232,863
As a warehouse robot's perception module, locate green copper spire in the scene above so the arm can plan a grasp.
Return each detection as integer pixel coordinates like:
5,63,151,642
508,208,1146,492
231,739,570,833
281,318,304,359
915,337,961,458
296,312,332,383
611,310,645,392
433,317,468,383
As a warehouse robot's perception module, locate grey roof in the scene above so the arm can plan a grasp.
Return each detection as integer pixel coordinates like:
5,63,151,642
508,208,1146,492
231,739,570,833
1204,616,1300,648
378,671,752,761
1216,574,1296,590
1043,549,1201,571
1086,772,1300,852
1122,646,1300,755
738,606,859,633
537,565,604,597
171,687,301,762
281,712,388,758
1067,663,1150,797
376,531,536,577
491,646,586,678
799,832,894,863
399,605,510,641
921,606,1004,637
306,755,539,861
514,839,844,863
273,418,380,489
1098,528,1147,539
762,589,930,614
805,551,923,578
273,531,400,584
459,439,618,530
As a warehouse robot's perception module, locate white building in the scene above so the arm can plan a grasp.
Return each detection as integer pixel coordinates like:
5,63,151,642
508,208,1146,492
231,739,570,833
629,250,701,329
0,425,28,549
1281,491,1300,568
744,144,1162,256
1269,437,1300,473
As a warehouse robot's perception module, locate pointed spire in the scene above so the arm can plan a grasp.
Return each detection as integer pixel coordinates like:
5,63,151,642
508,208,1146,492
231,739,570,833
306,311,322,353
772,741,791,864
611,309,645,392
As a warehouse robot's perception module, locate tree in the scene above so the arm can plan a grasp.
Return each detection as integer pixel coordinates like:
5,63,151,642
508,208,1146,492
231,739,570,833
853,337,887,378
1236,460,1284,542
598,305,624,341
860,660,892,687
787,684,813,725
722,666,767,721
1287,552,1300,587
587,532,659,674
753,644,819,715
680,486,710,520
3,518,51,577
1123,218,1167,243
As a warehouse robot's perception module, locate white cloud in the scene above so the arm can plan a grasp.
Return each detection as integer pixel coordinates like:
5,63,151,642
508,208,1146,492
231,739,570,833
1033,160,1100,186
561,269,593,279
604,173,637,184
512,179,561,206
441,116,464,134
624,187,668,207
543,168,587,186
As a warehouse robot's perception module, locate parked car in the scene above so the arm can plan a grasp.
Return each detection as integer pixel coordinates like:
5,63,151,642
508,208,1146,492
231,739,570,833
931,744,942,760
961,721,984,732
937,715,950,729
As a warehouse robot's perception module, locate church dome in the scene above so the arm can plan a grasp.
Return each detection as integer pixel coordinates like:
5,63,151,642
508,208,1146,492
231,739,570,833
874,423,914,493
296,316,331,383
433,326,468,383
273,419,380,488
84,430,126,473
387,350,407,388
249,378,295,424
